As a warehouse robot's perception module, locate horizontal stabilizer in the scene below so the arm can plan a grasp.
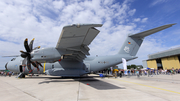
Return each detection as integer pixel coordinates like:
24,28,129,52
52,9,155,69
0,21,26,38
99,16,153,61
129,23,176,38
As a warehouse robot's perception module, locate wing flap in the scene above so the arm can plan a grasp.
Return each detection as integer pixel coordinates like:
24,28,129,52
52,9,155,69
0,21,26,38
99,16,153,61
82,27,100,45
66,45,90,56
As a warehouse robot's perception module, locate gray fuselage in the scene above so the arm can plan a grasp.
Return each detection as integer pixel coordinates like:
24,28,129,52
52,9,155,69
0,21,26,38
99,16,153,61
7,54,136,77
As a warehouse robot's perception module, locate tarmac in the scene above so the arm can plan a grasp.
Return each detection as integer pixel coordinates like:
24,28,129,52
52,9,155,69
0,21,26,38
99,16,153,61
0,74,180,101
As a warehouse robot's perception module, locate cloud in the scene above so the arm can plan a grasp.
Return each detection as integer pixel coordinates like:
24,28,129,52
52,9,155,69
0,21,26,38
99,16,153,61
128,9,136,16
150,0,169,7
53,0,65,10
0,0,167,70
134,18,141,22
133,17,148,23
0,40,23,70
141,17,148,23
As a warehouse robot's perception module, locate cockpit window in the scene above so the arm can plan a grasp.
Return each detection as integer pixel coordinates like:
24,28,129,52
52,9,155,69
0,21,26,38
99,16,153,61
11,58,16,61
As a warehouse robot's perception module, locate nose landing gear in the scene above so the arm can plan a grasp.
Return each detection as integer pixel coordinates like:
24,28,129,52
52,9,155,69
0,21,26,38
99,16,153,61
17,73,25,78
17,65,25,78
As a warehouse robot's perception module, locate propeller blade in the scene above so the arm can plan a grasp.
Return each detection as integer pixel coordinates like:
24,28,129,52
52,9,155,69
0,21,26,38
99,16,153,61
37,62,43,67
20,50,28,54
37,67,40,71
33,46,40,50
35,61,40,71
29,38,35,52
21,53,27,58
31,61,40,72
24,38,31,52
27,56,32,73
31,61,37,68
20,50,28,58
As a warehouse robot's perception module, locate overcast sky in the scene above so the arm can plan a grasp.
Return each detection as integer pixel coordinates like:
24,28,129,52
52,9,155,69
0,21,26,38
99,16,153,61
0,0,180,69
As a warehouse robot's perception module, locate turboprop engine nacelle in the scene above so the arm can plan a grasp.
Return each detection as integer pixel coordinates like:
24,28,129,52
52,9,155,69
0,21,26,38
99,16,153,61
31,47,62,63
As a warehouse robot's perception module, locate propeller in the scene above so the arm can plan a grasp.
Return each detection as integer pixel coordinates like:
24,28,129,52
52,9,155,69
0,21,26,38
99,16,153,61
20,38,42,73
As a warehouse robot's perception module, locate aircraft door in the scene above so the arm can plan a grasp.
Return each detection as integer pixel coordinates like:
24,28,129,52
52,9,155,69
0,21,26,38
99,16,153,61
84,63,90,73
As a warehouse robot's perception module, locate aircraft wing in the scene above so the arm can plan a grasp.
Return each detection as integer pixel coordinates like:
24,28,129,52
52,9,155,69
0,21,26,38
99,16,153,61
56,24,102,61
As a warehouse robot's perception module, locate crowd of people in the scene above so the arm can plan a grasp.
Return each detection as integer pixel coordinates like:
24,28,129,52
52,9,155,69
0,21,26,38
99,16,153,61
121,68,180,76
0,71,14,77
98,68,180,78
1,68,180,78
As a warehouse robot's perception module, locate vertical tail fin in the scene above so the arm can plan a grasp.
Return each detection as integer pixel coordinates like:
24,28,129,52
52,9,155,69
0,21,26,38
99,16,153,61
118,23,176,56
118,36,143,56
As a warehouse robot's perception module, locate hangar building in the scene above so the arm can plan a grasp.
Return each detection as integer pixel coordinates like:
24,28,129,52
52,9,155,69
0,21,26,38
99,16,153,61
142,47,180,70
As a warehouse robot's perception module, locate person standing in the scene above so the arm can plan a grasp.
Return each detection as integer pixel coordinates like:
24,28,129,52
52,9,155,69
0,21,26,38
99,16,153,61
119,70,122,78
110,67,113,75
9,72,12,77
148,69,150,77
136,70,139,77
145,70,147,75
115,71,117,78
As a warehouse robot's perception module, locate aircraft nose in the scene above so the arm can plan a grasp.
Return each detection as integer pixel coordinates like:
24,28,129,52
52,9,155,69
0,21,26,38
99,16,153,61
5,61,19,73
5,62,8,70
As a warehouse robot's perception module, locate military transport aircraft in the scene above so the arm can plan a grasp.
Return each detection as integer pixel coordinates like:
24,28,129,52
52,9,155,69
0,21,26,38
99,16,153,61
5,23,175,78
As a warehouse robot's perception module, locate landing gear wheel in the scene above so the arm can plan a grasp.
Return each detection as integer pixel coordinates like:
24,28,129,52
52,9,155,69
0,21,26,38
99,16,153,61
18,73,25,78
